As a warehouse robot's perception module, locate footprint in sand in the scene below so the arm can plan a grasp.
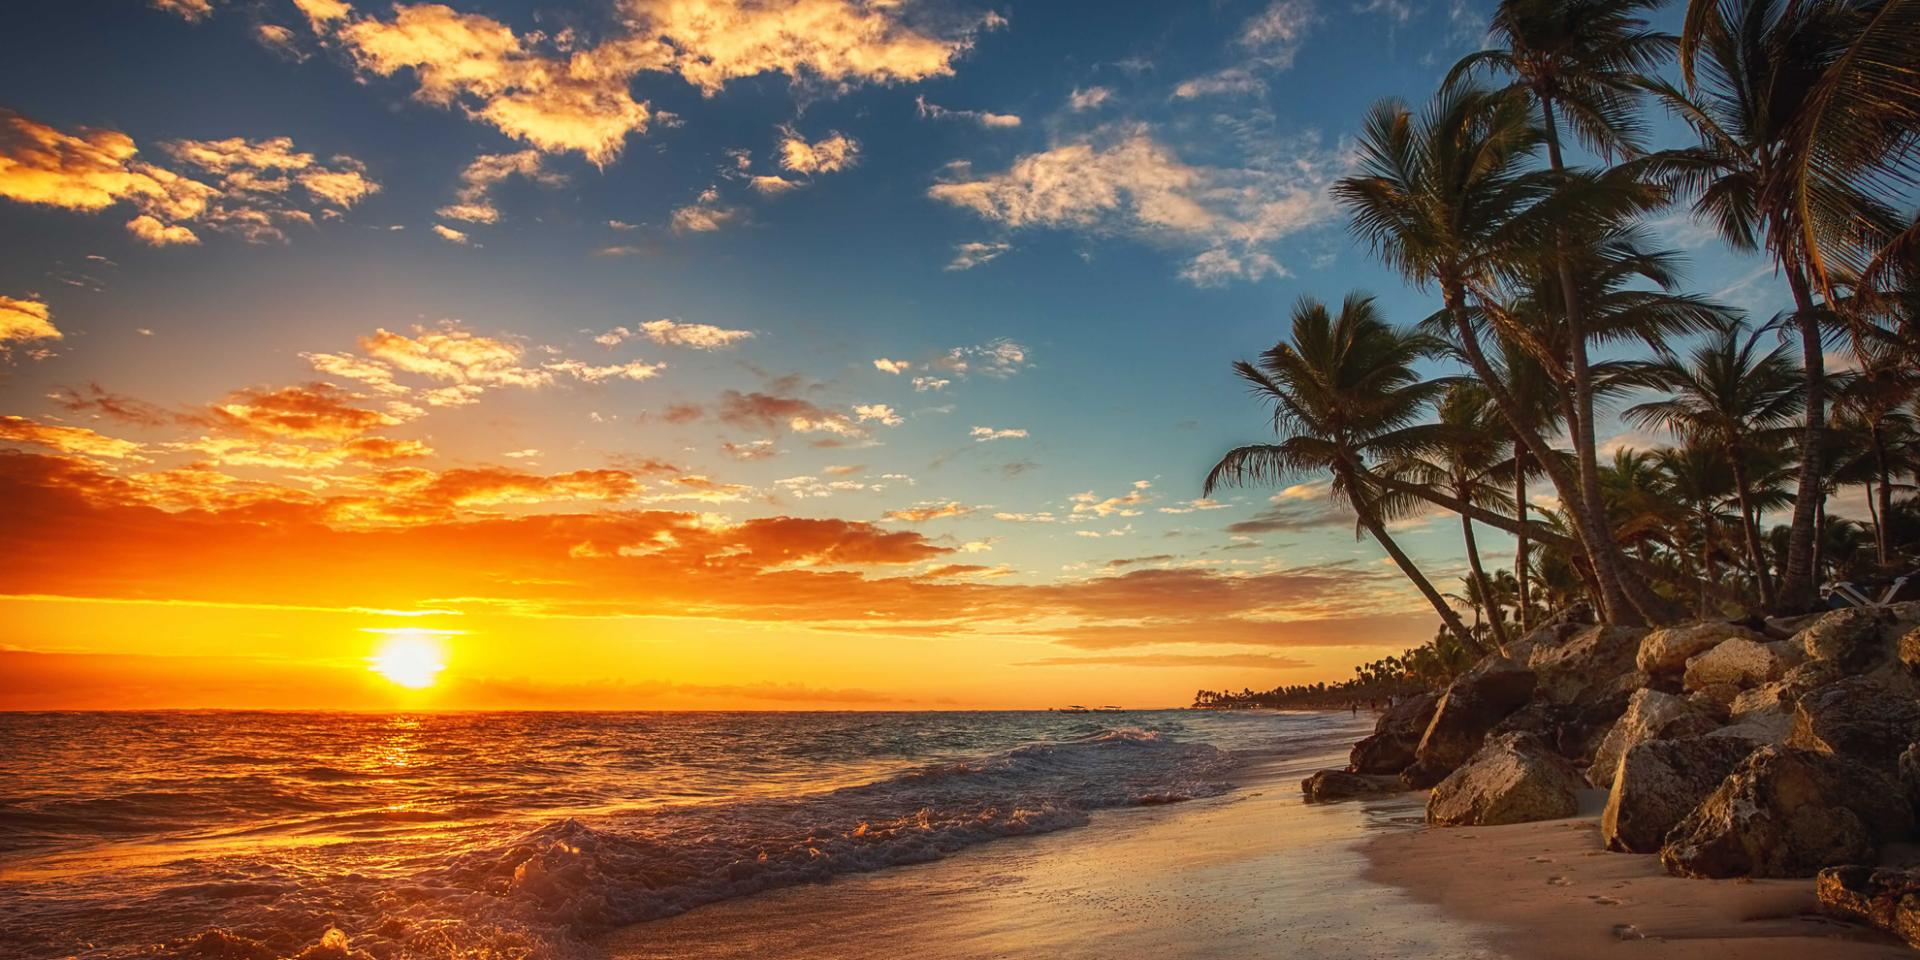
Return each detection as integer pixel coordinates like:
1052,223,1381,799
1529,856,1554,864
1547,876,1571,886
1590,895,1623,906
1610,922,1643,940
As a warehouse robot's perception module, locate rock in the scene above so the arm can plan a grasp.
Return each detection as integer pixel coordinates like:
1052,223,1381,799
1638,622,1768,676
1349,692,1439,775
1688,683,1741,713
1302,769,1404,802
1427,732,1585,827
1706,706,1794,748
1902,743,1920,811
1817,865,1920,946
1729,680,1793,720
1659,746,1913,878
1788,676,1920,772
1402,657,1537,789
1798,608,1893,671
1587,689,1721,788
1529,625,1647,705
1601,737,1756,853
1683,638,1788,691
1900,628,1920,676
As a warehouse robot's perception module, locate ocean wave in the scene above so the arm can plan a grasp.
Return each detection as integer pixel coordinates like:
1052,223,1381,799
3,723,1237,960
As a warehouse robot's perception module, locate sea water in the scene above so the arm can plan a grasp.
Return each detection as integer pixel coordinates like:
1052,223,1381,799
0,710,1352,959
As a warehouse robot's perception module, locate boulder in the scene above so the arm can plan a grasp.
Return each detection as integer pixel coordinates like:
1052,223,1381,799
1600,737,1756,853
1788,676,1920,772
1659,746,1913,878
1348,691,1439,775
1798,608,1892,671
1427,732,1585,827
1529,625,1647,705
1902,743,1920,812
1587,689,1721,788
1688,683,1742,713
1638,622,1768,676
1682,638,1789,692
1900,627,1920,676
1706,706,1794,748
1302,769,1404,803
1402,657,1537,789
1816,865,1920,947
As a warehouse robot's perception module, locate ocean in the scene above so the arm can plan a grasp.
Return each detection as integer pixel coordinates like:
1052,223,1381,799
0,710,1350,959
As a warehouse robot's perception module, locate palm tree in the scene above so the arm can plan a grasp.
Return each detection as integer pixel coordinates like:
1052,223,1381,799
1203,293,1479,652
1656,439,1741,615
1392,383,1516,653
1624,316,1804,607
1647,0,1909,608
1449,0,1677,624
1335,85,1652,626
1831,340,1920,564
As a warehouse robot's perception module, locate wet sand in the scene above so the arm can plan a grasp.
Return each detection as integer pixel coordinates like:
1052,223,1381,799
597,715,1504,959
1363,806,1911,959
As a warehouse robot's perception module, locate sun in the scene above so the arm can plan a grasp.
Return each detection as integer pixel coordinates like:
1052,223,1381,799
368,631,447,689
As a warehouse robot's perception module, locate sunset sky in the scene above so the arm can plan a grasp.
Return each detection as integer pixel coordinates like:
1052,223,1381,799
0,0,1791,710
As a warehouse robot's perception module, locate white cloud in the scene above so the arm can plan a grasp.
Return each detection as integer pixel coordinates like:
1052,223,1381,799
1174,0,1319,100
432,223,472,245
854,403,902,426
873,358,912,374
970,425,1027,441
947,240,1010,271
928,125,1340,286
915,96,1021,129
626,318,755,349
777,126,860,175
437,150,564,224
1068,86,1113,111
912,376,950,391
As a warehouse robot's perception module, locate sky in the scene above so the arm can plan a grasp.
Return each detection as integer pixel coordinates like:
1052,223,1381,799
0,0,1801,710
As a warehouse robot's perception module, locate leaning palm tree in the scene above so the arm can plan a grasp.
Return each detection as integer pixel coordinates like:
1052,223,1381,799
1335,85,1651,627
1203,294,1478,652
1646,0,1909,608
1624,316,1804,608
1391,383,1516,653
1449,0,1677,623
1831,340,1920,564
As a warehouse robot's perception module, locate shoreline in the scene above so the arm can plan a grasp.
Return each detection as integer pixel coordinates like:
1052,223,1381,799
1361,806,1912,959
596,711,1506,960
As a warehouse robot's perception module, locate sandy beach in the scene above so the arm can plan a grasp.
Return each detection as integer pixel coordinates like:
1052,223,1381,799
594,715,1910,960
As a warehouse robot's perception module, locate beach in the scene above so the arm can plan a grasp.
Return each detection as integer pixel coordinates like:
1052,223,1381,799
597,713,1910,960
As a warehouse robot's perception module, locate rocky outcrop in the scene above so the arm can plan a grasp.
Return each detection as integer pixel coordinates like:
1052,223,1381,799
1402,657,1536,789
1600,737,1755,854
1348,691,1439,775
1587,689,1720,788
1788,676,1920,772
1427,732,1585,827
1637,622,1767,676
1900,628,1920,676
1903,743,1920,811
1528,625,1646,705
1816,865,1920,947
1659,746,1913,878
1682,637,1789,691
1301,769,1404,803
1799,608,1892,671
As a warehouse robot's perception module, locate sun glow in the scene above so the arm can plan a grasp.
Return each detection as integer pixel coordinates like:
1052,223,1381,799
368,631,448,689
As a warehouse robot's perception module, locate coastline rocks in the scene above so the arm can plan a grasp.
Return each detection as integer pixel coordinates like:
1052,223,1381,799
1798,608,1891,671
1682,638,1789,692
1902,744,1920,811
1816,866,1920,947
1587,689,1720,788
1427,732,1585,827
1900,628,1920,676
1349,691,1439,775
1787,677,1920,771
1600,737,1755,854
1638,622,1767,676
1528,625,1647,705
1402,657,1537,789
1659,746,1913,879
1302,769,1404,803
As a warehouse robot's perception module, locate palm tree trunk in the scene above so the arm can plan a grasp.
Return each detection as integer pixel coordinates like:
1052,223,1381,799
1342,467,1480,655
1460,504,1511,656
1779,260,1826,611
1698,507,1715,618
1363,468,1746,605
1729,448,1777,609
1537,99,1666,625
1872,428,1892,565
1439,278,1643,626
1514,462,1531,632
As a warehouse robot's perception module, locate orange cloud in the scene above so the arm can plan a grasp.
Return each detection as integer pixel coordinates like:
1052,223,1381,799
208,383,398,440
0,416,145,461
0,294,59,345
